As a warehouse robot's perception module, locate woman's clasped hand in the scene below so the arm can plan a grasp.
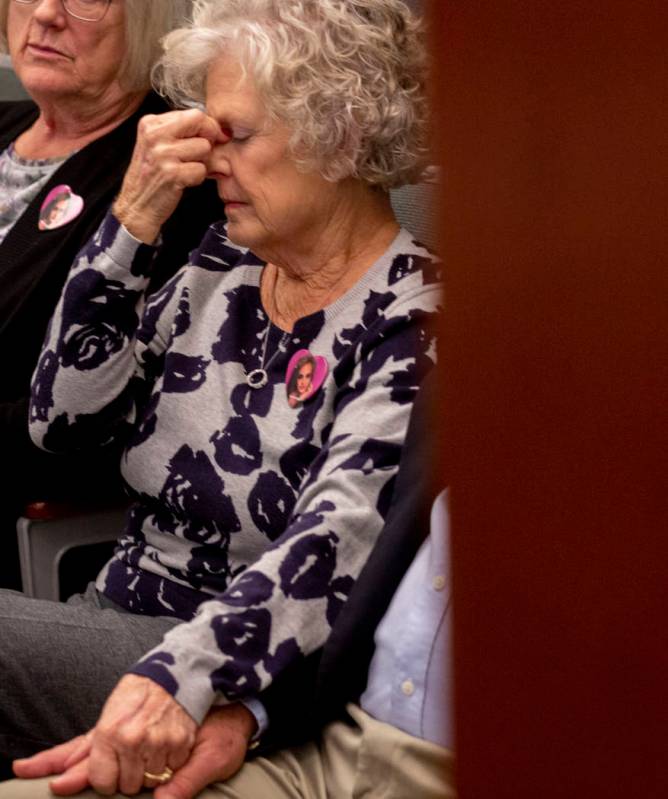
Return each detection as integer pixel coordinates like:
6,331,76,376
16,676,197,795
13,676,256,796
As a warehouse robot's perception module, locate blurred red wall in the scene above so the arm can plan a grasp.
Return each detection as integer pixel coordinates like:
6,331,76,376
431,2,668,796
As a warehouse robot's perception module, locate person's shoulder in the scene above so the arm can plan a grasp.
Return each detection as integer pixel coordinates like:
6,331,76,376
386,228,443,290
135,90,171,117
82,92,169,152
99,91,170,144
0,99,38,135
355,228,443,321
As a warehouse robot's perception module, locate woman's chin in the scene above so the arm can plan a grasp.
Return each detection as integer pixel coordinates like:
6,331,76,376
225,218,264,252
14,66,79,100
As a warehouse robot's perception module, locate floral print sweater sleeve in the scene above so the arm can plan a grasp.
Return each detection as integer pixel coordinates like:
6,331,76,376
29,213,443,724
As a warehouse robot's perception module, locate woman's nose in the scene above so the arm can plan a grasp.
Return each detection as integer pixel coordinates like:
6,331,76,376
208,143,232,176
32,0,67,26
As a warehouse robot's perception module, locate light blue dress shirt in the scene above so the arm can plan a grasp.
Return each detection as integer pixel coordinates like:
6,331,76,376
360,489,452,749
247,490,452,747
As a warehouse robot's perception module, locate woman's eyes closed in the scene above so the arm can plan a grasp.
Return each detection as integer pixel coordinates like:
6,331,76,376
221,125,253,143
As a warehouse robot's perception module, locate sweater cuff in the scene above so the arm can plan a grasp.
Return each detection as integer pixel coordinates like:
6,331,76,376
128,656,217,725
239,698,268,743
102,212,158,278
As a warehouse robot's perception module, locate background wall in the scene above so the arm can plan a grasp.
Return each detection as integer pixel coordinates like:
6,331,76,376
0,53,27,100
432,1,668,796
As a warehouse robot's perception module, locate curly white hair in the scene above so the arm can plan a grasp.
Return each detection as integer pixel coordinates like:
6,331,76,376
154,0,430,189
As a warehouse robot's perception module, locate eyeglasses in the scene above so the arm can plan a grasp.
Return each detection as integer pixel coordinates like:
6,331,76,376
13,0,112,23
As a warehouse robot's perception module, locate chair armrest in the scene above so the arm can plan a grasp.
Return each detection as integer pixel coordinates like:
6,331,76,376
23,501,115,520
17,502,128,601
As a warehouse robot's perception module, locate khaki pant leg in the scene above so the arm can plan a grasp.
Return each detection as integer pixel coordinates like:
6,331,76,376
0,777,66,798
202,742,329,799
328,704,456,799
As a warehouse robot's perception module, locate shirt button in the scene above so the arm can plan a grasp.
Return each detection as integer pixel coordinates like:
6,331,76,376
432,574,446,591
401,679,415,696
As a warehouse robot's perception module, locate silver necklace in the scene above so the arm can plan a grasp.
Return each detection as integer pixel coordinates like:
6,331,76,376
247,323,288,389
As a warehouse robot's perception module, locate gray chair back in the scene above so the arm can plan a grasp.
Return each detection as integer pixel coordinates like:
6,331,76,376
390,167,440,252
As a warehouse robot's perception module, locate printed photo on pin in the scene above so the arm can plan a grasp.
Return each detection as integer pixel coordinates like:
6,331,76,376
39,185,83,230
285,349,328,407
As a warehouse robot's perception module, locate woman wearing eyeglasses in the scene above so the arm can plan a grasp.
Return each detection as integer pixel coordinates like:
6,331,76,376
0,0,221,591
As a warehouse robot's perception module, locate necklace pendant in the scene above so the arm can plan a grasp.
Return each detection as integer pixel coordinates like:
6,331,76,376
247,368,269,389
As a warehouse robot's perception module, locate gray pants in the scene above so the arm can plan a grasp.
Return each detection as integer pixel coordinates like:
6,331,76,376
0,584,179,760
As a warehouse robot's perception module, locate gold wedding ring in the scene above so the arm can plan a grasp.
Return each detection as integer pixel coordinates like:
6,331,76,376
143,766,174,784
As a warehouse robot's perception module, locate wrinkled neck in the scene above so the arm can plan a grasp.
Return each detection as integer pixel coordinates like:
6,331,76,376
15,89,144,159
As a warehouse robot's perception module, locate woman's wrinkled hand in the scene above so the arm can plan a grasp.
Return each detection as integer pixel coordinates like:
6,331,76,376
113,108,222,244
15,674,198,796
13,692,255,799
86,673,198,795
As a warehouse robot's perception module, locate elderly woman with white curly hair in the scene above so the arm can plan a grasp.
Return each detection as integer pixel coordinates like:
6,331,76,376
0,0,442,796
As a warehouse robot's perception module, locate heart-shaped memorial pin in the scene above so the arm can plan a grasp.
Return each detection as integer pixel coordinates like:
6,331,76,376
285,349,328,407
39,185,84,231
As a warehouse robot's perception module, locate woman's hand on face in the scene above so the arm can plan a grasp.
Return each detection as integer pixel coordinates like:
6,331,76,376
113,108,222,244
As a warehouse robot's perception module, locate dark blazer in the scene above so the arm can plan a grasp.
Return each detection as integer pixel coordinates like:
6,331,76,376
0,93,223,585
258,370,443,752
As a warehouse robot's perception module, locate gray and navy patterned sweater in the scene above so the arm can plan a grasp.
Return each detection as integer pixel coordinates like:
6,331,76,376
29,213,442,723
